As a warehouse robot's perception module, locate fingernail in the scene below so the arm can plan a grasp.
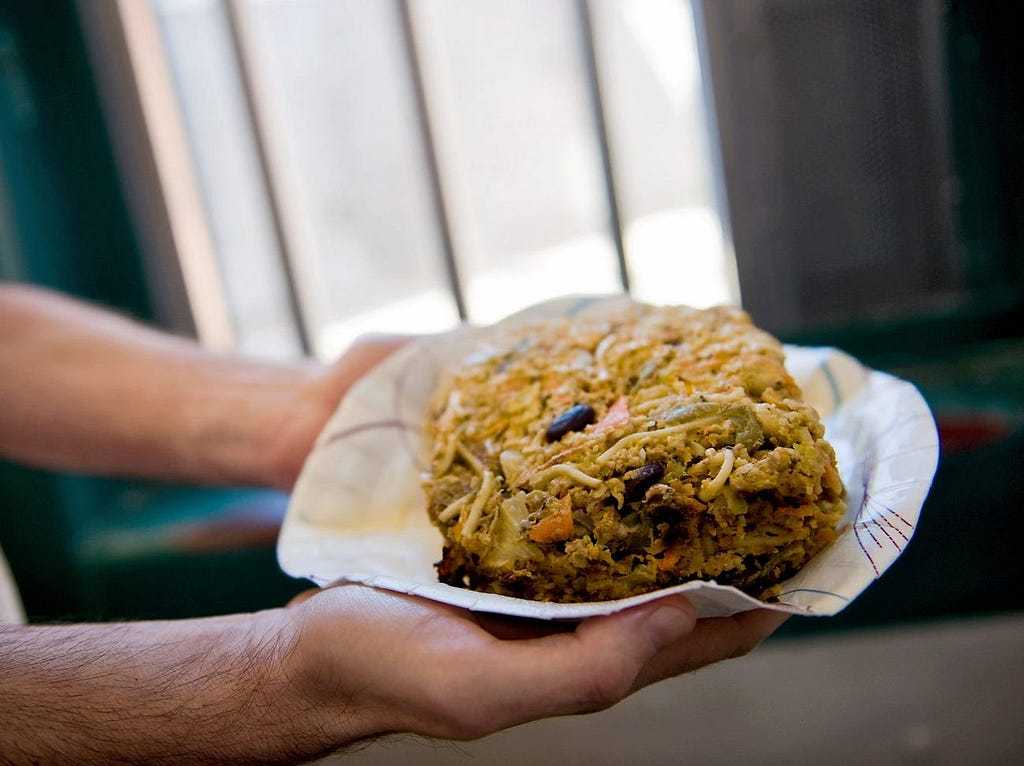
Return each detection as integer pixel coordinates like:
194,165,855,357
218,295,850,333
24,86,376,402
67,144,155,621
644,600,696,649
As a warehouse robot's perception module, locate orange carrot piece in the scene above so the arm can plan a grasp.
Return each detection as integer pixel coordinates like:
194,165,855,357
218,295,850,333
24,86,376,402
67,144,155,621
528,495,574,543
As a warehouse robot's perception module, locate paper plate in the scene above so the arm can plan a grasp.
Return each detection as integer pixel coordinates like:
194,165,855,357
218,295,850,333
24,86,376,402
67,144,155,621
278,296,939,619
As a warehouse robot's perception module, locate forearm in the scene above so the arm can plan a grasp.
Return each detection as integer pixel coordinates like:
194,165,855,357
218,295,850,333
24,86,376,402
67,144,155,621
0,285,323,488
0,612,356,765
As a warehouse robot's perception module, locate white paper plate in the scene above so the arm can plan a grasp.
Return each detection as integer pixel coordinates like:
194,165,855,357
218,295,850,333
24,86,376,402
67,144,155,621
278,296,939,619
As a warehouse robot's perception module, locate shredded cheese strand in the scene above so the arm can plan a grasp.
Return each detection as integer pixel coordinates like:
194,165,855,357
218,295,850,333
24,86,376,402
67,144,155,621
435,435,459,475
456,440,484,476
596,417,719,465
528,463,603,489
461,470,495,537
698,448,735,502
437,493,470,523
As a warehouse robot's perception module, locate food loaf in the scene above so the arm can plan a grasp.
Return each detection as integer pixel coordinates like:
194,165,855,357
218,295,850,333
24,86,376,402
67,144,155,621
422,302,846,603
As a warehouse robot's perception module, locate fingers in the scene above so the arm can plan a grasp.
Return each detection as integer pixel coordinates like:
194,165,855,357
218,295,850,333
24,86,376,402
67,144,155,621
438,601,787,738
318,333,413,407
431,595,697,738
338,334,412,375
631,608,790,691
270,334,414,490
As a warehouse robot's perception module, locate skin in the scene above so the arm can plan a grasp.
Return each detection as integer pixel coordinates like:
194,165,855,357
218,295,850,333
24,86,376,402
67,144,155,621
0,284,787,764
0,284,400,490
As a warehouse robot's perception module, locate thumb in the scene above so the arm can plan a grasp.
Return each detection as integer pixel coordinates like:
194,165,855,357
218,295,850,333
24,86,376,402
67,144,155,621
476,595,697,725
635,596,700,651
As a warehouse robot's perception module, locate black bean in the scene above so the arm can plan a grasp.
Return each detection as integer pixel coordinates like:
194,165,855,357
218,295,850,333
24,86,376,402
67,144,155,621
544,403,596,442
624,463,665,501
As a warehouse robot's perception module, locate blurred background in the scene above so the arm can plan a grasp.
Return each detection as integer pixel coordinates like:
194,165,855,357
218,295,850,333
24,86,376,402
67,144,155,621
0,0,1020,762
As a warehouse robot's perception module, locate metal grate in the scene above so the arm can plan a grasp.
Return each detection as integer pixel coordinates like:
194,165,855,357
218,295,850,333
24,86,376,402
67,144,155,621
698,0,961,334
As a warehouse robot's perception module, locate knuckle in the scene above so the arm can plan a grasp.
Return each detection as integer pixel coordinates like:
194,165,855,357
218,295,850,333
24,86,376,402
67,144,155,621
436,703,498,741
576,659,637,713
419,678,499,741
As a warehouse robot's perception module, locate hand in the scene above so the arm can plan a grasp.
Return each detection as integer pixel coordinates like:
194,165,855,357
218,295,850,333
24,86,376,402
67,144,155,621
265,334,410,491
281,585,789,747
0,583,785,763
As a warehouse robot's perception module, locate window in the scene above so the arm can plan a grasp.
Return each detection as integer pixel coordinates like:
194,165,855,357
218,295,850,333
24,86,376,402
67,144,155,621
82,0,739,360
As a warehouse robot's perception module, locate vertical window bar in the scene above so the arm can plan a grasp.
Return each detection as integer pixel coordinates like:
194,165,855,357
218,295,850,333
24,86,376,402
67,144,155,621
690,0,741,306
81,0,237,348
397,0,468,321
576,0,630,293
223,0,312,354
